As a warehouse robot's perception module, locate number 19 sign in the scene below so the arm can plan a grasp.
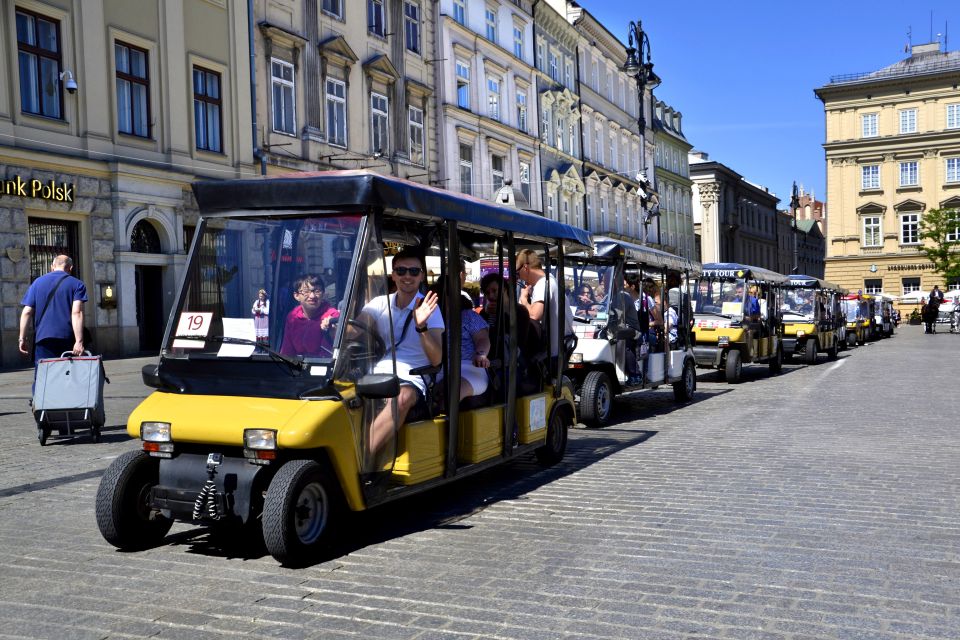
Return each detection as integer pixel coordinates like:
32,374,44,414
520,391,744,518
172,312,212,349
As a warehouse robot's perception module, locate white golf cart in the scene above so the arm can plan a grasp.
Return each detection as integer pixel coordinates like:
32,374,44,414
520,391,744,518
564,237,701,427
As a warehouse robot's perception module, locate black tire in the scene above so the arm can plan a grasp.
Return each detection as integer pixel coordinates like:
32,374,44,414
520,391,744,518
262,460,340,566
96,450,172,550
827,338,839,360
724,350,742,384
37,426,48,446
673,360,696,402
579,370,614,427
91,427,101,443
804,339,818,364
847,333,857,348
535,409,568,466
769,345,783,374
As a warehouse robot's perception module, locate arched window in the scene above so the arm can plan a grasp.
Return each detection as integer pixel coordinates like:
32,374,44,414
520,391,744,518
130,220,161,253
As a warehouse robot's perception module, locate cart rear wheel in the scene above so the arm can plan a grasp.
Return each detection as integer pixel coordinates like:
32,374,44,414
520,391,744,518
827,338,839,360
535,409,568,466
262,460,340,565
724,350,742,384
96,450,172,550
673,360,696,402
579,370,613,427
769,345,783,374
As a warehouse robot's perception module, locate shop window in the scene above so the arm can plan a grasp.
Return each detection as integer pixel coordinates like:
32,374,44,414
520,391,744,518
131,220,162,253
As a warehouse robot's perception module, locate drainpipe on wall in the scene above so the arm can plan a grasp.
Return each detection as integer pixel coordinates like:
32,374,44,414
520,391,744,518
248,0,266,175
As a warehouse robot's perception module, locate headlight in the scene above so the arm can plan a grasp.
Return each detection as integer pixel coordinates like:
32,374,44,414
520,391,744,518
568,353,583,364
141,422,171,442
244,429,277,450
796,330,806,337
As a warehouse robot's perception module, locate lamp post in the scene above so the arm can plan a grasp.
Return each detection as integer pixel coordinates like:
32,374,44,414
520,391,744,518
624,21,661,246
790,181,799,273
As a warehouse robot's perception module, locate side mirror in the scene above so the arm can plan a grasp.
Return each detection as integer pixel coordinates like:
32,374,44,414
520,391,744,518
356,373,400,399
142,363,161,389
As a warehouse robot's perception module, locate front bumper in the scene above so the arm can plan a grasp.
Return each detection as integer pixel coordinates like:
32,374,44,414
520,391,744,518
693,345,723,367
152,452,266,523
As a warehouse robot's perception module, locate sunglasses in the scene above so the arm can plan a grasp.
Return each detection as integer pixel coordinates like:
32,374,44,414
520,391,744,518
393,266,423,276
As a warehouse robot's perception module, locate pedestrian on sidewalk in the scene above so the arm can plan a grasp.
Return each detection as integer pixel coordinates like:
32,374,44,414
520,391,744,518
18,255,88,370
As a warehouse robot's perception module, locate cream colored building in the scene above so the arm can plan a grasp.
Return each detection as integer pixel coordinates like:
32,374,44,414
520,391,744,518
255,0,438,183
567,3,646,242
434,0,540,207
653,100,695,259
0,0,254,366
815,42,960,302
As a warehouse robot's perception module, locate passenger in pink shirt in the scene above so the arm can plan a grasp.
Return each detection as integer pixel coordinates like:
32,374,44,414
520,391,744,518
279,274,340,357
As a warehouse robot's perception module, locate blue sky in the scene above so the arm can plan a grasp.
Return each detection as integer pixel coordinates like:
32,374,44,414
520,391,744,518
587,0,960,206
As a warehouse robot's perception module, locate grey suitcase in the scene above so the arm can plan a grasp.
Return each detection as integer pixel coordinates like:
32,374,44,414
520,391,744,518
33,352,107,445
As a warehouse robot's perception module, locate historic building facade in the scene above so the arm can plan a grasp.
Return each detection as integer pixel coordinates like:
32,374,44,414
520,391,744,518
653,100,695,259
0,0,255,366
567,3,647,243
533,0,583,223
434,0,539,207
815,41,960,299
255,0,438,183
690,151,782,271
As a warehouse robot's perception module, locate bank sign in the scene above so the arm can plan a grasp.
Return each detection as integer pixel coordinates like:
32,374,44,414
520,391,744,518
1,176,74,202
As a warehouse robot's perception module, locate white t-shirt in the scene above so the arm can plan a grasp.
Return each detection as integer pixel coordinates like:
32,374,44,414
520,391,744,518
531,274,573,357
363,293,444,394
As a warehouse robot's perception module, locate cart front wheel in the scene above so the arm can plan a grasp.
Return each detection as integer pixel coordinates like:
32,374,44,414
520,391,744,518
579,370,613,427
262,460,340,566
724,350,742,384
96,450,172,550
37,426,48,446
804,339,818,364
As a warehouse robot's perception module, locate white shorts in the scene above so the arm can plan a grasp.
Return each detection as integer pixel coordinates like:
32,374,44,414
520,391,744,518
438,361,489,396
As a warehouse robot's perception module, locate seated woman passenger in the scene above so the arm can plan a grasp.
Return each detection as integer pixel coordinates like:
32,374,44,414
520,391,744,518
432,284,490,401
575,284,598,316
279,274,340,357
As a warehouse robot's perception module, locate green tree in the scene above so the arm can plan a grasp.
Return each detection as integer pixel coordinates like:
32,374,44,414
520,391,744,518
919,207,960,282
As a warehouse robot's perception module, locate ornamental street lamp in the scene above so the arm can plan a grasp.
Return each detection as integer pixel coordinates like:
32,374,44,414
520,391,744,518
624,20,662,246
790,181,799,273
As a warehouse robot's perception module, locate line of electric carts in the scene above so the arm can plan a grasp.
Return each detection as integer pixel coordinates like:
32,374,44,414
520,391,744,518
89,171,897,565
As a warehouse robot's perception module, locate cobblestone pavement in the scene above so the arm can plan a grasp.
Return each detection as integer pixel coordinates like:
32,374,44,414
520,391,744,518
0,326,958,639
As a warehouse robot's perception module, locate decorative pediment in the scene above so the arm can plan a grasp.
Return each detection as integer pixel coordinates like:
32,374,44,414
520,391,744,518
560,165,584,194
318,35,358,66
362,54,400,84
894,198,924,212
856,201,885,215
405,78,432,98
259,22,308,49
939,196,960,210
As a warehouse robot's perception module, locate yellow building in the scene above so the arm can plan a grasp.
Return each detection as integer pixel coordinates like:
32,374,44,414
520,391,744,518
0,0,255,366
815,42,960,307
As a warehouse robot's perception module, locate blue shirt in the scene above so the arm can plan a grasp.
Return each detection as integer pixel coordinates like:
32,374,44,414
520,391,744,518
21,271,88,342
746,295,761,317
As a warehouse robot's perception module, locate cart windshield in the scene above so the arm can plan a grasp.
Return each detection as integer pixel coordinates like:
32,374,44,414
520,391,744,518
782,288,815,319
692,276,744,319
164,214,362,366
842,300,861,322
564,260,614,323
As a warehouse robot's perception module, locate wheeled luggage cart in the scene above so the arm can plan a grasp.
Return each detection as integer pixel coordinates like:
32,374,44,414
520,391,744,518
33,352,107,445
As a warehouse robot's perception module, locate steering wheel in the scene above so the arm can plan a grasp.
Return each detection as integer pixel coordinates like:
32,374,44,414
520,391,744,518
345,319,386,362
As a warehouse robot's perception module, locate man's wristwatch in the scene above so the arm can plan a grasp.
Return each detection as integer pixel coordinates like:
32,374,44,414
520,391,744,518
415,324,429,333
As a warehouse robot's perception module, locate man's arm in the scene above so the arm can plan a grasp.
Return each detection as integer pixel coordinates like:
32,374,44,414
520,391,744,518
18,306,34,355
71,301,84,354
